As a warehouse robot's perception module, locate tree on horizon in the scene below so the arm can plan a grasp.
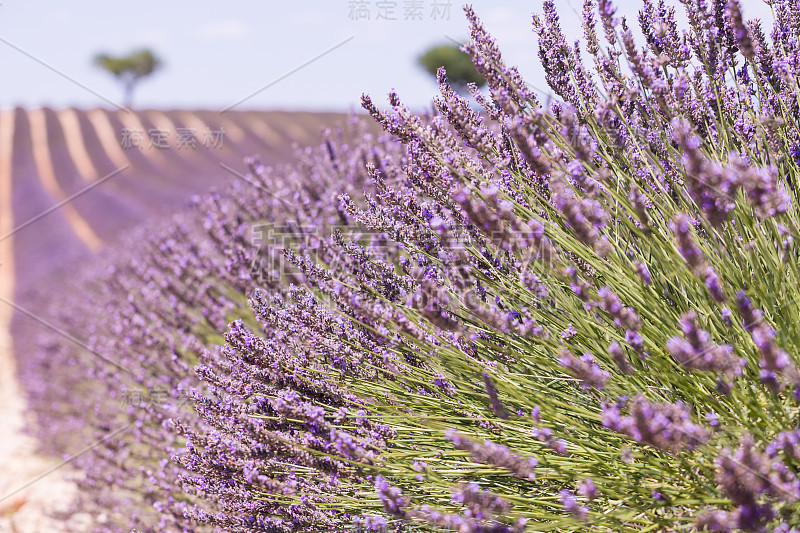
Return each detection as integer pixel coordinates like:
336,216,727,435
93,49,163,108
418,43,486,94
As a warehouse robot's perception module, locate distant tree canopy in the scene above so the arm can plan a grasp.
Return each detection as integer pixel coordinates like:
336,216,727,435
93,49,163,108
418,44,486,93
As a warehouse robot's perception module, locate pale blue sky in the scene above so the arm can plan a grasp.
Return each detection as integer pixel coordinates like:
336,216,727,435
0,1,774,111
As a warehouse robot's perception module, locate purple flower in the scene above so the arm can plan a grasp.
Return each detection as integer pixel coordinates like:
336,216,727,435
531,425,568,456
673,120,738,226
483,371,510,419
446,430,538,481
608,341,634,375
665,311,744,379
635,261,652,286
559,349,610,390
602,395,710,452
736,291,799,390
578,478,597,501
703,266,726,303
597,287,641,331
721,307,733,327
375,476,408,518
559,489,588,521
354,515,389,531
561,324,577,340
671,213,705,275
551,177,610,257
451,482,512,520
726,0,754,58
705,434,800,531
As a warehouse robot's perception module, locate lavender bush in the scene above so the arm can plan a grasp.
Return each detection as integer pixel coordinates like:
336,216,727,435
21,116,411,531
26,0,800,532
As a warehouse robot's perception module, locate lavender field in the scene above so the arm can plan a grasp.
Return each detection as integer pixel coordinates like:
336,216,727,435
0,108,351,530
6,0,800,532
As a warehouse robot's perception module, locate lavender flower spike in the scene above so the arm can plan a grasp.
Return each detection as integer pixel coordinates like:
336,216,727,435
446,430,538,481
602,394,710,452
666,311,744,379
559,349,611,390
483,371,510,419
559,489,589,521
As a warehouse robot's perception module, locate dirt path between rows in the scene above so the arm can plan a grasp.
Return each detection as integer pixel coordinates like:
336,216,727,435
0,319,83,532
0,109,87,532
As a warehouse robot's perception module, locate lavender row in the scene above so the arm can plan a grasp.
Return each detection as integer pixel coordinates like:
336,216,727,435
24,1,800,532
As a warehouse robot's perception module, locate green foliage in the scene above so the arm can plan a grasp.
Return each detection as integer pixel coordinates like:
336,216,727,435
418,44,485,93
93,48,163,107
